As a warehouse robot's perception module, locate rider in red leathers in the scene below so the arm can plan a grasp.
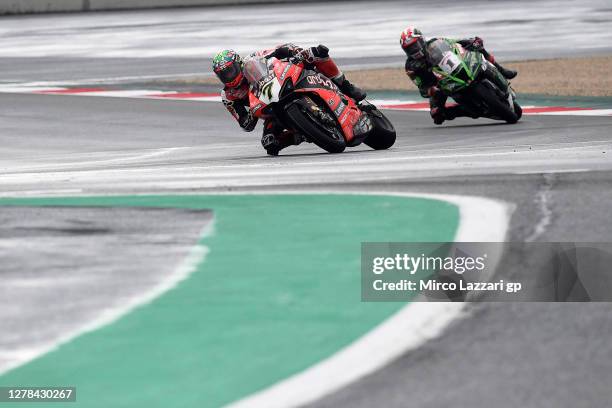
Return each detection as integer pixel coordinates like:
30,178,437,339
212,44,366,155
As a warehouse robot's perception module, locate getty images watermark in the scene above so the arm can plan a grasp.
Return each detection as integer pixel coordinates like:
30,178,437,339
362,242,612,302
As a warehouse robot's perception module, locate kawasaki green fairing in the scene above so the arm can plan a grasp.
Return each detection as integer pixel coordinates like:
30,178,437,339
427,39,486,94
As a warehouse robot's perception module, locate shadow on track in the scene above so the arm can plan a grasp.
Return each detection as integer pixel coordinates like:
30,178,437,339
226,148,383,160
425,122,519,130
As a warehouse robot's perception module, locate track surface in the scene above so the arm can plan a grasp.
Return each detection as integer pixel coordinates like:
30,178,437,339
1,0,611,83
2,91,612,406
3,94,611,193
1,1,612,406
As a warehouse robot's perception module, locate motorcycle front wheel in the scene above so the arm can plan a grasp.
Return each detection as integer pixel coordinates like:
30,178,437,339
513,101,523,121
286,99,346,153
364,108,396,150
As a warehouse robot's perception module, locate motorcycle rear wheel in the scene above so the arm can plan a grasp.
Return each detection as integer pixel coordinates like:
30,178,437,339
472,83,519,124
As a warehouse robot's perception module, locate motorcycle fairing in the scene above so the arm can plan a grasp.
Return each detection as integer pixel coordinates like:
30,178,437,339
246,57,371,145
293,71,364,142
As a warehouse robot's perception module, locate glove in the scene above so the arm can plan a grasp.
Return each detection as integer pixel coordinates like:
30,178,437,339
269,45,293,60
239,111,256,132
470,37,484,51
405,57,428,73
291,46,315,64
427,86,443,98
312,44,329,59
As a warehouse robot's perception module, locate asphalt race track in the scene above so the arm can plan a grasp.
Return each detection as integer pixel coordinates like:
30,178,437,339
2,90,612,406
2,92,612,194
1,1,612,407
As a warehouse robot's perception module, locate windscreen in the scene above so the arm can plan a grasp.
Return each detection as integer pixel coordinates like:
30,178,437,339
427,39,462,75
243,56,269,85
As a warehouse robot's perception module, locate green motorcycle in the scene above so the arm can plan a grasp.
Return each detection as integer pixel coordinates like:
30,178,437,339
427,39,522,123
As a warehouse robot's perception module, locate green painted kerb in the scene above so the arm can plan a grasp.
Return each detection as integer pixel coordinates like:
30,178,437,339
0,194,459,407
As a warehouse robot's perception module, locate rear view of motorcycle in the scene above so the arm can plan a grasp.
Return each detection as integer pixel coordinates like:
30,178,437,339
427,39,522,123
244,56,396,154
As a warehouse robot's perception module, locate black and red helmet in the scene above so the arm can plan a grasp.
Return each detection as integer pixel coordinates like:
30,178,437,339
400,27,427,59
212,49,245,88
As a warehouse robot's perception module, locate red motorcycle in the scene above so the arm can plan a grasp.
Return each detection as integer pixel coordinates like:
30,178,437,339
243,56,396,154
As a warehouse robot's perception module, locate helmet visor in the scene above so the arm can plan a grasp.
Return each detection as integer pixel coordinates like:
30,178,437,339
216,62,242,84
403,39,426,60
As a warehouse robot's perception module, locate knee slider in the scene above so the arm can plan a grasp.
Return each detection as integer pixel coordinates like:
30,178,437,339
261,133,279,149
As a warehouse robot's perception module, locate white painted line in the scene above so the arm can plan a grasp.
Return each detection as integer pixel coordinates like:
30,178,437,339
225,190,512,408
0,86,67,93
512,168,592,175
148,96,222,102
230,303,466,408
0,189,83,198
0,189,511,404
6,73,211,87
0,221,214,377
75,90,178,98
4,147,184,173
524,174,554,242
1,84,610,116
533,109,612,116
368,99,421,105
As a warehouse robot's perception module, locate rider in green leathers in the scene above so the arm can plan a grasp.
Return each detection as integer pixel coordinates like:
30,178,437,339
400,27,517,124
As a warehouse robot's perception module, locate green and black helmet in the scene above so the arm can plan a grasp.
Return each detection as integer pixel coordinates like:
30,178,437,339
212,49,245,88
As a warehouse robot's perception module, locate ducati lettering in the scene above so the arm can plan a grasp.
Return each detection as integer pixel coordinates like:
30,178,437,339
280,65,291,81
334,102,345,117
359,115,372,132
306,74,334,89
340,112,348,125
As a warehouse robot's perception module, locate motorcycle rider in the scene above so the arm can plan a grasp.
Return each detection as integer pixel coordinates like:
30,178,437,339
212,44,367,155
400,27,517,125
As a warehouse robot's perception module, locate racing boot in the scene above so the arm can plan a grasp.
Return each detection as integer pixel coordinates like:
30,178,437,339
443,107,463,122
433,106,477,125
480,47,517,80
262,131,304,156
494,62,517,79
334,74,367,102
430,106,446,125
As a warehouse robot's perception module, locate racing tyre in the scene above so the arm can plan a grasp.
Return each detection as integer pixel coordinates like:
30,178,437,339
364,109,396,150
472,82,519,124
513,101,523,121
286,102,346,153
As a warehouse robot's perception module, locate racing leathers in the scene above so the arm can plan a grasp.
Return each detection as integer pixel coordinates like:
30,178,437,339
405,37,517,124
221,43,366,155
